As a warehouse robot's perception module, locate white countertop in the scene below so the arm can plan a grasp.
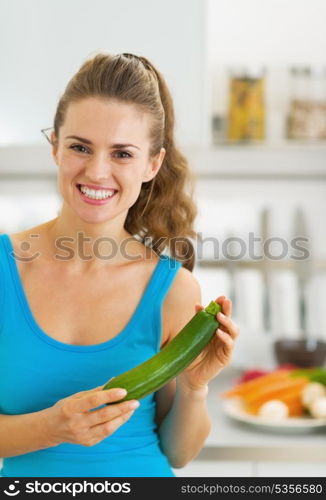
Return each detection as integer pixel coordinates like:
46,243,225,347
199,366,326,462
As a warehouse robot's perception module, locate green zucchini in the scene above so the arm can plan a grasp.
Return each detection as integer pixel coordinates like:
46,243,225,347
103,300,221,403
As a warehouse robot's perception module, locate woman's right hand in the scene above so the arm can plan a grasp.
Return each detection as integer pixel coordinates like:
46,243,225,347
45,385,139,447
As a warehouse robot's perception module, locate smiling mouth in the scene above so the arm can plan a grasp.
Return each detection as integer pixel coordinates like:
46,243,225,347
76,184,118,200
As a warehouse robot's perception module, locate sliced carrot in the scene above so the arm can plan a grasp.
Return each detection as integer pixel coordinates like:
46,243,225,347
221,370,292,398
287,402,304,417
242,377,308,406
278,392,305,417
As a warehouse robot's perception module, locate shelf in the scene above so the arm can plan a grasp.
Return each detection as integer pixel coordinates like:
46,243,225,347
197,259,326,273
198,259,297,269
209,140,326,151
184,143,326,179
0,144,56,177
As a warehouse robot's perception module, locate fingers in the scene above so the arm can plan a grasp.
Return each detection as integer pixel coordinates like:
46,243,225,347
224,298,232,317
90,408,136,442
217,311,239,340
196,298,232,317
73,388,128,413
71,384,105,400
215,296,232,317
215,295,225,307
88,399,140,427
217,328,235,351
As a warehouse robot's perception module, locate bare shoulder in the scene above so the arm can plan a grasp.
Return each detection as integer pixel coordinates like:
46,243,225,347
163,264,202,341
167,265,201,304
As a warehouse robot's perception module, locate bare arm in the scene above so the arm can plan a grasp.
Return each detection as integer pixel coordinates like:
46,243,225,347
0,408,56,458
155,268,211,468
156,380,211,469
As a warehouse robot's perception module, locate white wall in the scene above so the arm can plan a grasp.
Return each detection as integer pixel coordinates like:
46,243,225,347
0,0,206,147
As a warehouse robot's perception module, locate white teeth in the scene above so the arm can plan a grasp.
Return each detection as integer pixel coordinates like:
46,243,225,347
79,185,115,200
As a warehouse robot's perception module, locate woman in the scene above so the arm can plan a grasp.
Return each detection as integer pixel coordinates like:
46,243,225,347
0,53,239,477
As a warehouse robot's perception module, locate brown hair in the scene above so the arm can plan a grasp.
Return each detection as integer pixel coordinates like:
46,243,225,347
53,53,198,271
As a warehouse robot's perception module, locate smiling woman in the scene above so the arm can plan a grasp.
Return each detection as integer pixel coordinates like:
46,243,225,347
48,53,198,264
0,52,239,478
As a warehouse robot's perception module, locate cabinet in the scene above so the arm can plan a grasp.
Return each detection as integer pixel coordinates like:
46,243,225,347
183,143,326,367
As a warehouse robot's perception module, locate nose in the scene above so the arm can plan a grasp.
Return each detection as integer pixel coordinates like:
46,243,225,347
86,152,112,182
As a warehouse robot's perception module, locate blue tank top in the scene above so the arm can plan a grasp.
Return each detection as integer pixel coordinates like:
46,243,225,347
0,233,182,477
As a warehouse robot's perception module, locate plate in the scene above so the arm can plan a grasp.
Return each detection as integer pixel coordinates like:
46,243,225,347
222,398,326,434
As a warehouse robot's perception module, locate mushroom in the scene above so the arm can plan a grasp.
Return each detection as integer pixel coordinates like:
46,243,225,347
302,382,326,408
309,397,326,419
258,400,289,421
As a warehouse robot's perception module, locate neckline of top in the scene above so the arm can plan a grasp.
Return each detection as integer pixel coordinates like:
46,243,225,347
0,233,168,352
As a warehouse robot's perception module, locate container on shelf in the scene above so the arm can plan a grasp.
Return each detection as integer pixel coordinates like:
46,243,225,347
211,114,226,144
193,265,232,308
304,272,326,342
226,66,266,143
268,270,302,340
233,268,265,332
273,339,326,368
287,65,326,140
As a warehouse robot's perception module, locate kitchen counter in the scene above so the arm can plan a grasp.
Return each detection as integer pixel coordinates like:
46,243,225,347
197,366,326,463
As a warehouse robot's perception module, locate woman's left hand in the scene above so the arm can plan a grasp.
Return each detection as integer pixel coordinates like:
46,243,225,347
178,296,239,392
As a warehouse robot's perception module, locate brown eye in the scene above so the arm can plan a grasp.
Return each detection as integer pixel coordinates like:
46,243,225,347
114,151,132,159
69,144,90,154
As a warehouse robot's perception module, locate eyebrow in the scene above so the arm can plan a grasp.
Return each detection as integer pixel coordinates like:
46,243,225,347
65,135,140,150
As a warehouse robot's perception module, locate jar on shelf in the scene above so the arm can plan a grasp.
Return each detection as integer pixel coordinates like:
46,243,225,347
227,66,266,142
287,66,326,140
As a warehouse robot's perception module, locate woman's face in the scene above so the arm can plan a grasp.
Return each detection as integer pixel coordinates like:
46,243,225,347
52,97,165,226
